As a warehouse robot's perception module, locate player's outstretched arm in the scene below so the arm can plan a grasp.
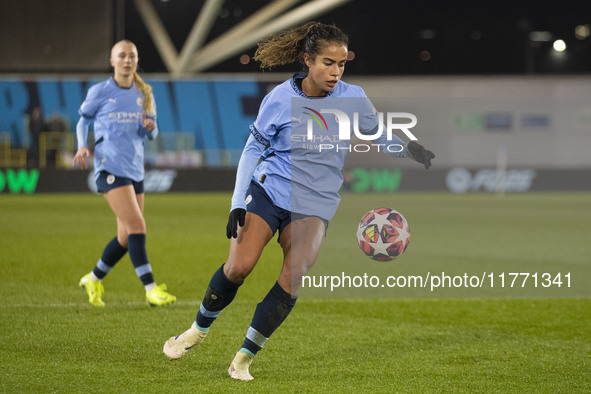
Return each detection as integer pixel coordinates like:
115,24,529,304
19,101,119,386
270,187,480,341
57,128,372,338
407,141,435,169
73,116,92,169
226,134,266,238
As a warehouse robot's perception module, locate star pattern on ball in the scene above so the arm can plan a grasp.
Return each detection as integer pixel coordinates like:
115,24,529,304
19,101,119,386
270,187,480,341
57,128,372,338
392,219,410,245
372,211,398,255
356,208,411,260
371,235,391,256
372,210,396,231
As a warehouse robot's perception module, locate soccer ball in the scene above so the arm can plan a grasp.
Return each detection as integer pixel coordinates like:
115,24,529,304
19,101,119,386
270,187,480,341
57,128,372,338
356,207,411,261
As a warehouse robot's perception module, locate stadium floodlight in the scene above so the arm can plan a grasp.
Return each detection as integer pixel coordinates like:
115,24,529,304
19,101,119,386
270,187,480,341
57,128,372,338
553,39,566,52
575,24,590,40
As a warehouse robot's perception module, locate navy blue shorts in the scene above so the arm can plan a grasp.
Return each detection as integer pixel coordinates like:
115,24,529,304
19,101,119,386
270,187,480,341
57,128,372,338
96,171,144,194
245,180,328,237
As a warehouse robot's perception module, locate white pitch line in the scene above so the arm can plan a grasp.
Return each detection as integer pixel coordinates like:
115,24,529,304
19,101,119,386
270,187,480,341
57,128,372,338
0,299,202,309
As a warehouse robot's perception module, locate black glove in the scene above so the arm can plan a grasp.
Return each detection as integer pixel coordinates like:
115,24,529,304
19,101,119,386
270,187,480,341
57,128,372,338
226,208,246,239
407,141,435,169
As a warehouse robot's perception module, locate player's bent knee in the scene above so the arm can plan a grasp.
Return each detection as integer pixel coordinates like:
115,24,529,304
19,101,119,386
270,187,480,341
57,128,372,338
223,262,254,283
125,218,146,234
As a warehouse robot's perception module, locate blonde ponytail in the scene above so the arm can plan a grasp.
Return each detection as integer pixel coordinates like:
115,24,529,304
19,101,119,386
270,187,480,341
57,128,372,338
133,72,155,115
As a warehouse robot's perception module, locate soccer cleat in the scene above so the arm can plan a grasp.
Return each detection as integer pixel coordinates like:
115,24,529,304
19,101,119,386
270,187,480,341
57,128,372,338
146,283,176,306
163,322,207,359
79,273,105,307
228,351,254,381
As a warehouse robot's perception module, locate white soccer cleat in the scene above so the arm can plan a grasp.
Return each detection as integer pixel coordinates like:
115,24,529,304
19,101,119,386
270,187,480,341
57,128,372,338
228,351,254,381
163,322,207,360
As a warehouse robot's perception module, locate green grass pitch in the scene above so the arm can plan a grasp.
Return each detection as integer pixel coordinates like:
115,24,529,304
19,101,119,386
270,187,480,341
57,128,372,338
0,192,589,392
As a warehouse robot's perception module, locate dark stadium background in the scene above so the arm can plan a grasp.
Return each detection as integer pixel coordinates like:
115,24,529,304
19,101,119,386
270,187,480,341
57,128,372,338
123,0,591,75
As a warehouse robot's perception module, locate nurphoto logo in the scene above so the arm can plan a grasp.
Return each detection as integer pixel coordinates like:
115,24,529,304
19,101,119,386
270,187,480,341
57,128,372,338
303,108,418,153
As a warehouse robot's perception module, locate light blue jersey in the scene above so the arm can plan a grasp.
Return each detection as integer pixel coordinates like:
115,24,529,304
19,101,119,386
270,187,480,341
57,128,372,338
77,77,158,182
234,72,407,221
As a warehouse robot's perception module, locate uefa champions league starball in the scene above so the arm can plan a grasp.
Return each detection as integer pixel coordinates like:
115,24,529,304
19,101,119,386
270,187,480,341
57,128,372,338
356,207,411,261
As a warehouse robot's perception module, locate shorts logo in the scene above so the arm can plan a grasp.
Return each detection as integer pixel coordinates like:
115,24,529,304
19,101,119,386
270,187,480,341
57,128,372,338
245,195,252,205
107,175,115,185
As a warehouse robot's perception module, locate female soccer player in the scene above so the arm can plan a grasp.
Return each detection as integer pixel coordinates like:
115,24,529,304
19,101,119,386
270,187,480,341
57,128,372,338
163,22,434,380
74,40,176,307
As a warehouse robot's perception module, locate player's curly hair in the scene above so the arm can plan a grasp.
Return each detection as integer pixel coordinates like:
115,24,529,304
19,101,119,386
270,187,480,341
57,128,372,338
253,21,348,70
111,40,155,115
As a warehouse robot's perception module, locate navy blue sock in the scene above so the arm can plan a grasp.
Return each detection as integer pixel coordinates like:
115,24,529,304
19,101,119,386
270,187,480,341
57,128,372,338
128,233,154,286
241,281,297,356
92,237,127,279
195,264,241,330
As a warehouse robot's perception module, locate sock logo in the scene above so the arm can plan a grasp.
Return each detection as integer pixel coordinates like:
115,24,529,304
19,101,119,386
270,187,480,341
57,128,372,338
204,287,224,308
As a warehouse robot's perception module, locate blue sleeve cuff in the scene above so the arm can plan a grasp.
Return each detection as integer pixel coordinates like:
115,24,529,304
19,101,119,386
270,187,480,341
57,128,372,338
249,123,269,145
78,111,94,119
